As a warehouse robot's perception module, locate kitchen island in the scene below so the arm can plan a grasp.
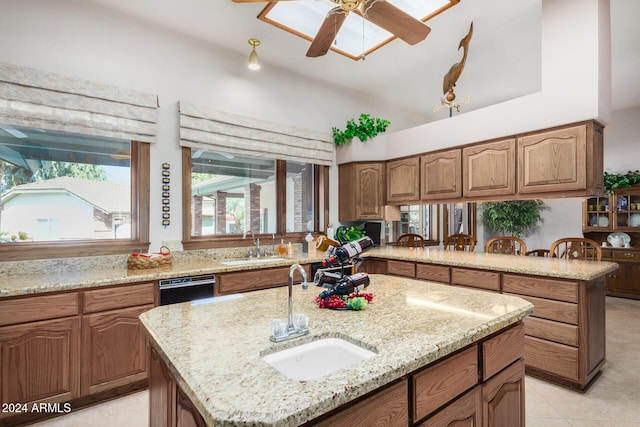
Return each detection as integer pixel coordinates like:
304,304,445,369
141,274,534,427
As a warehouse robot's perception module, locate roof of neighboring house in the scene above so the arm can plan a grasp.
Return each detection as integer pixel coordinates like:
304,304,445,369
1,176,130,213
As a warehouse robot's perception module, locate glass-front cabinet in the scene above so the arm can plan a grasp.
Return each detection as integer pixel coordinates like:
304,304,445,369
583,187,640,232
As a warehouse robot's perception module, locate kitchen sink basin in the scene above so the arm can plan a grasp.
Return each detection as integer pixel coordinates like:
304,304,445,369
220,257,287,266
262,338,376,381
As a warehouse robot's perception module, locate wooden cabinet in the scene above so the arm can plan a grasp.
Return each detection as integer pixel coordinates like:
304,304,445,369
216,264,309,295
386,259,416,278
517,121,603,196
0,317,81,417
81,282,154,395
451,268,500,292
177,387,207,427
0,282,155,425
463,138,516,199
503,274,605,390
481,359,525,427
150,348,175,427
313,379,409,427
386,157,420,203
339,162,385,221
421,149,462,201
604,249,640,299
359,258,387,274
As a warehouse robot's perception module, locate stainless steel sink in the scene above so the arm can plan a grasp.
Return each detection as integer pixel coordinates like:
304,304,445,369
262,338,376,381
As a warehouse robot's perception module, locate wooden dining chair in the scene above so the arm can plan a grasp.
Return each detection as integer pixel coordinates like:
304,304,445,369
444,234,476,251
525,249,551,257
549,238,602,261
485,236,527,255
396,233,425,248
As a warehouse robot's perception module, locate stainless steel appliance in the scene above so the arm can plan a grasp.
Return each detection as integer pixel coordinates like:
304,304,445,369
158,273,216,305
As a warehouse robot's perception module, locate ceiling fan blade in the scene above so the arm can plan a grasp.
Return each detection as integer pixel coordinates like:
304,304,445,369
306,7,348,58
359,0,431,45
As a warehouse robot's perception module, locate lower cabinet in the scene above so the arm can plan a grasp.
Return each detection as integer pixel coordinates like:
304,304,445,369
482,359,525,427
0,281,155,425
603,249,640,299
216,264,310,295
0,317,81,414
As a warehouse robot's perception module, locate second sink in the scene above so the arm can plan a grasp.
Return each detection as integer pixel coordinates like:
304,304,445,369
262,338,376,381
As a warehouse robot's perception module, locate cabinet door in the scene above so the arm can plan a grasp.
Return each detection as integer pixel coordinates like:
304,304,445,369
387,157,420,203
606,258,640,298
417,387,481,427
150,348,175,427
338,163,384,221
421,149,462,200
355,163,385,219
517,124,586,194
176,387,207,427
481,359,525,427
0,317,81,411
463,139,515,199
81,304,153,395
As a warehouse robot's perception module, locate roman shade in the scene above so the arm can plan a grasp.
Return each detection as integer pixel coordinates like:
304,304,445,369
179,101,334,166
0,62,157,142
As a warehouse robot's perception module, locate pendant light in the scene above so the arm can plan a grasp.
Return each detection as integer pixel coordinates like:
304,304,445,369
248,38,261,70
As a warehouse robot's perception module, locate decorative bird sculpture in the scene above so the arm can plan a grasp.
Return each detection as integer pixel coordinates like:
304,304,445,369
442,22,474,102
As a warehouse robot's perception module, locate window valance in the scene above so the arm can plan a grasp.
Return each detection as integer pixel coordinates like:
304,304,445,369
179,101,334,166
0,62,157,143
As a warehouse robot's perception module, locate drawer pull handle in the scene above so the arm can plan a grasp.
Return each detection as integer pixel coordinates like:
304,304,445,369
624,253,635,258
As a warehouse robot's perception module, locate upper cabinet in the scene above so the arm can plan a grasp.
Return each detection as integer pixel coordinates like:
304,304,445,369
421,149,462,201
386,157,420,204
583,186,640,232
339,162,385,221
517,121,604,197
463,138,516,199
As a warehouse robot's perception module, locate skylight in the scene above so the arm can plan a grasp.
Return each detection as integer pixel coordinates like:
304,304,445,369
258,0,458,60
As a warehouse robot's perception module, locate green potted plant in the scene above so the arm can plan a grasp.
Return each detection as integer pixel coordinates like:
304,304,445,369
481,200,546,237
332,113,390,146
604,170,640,194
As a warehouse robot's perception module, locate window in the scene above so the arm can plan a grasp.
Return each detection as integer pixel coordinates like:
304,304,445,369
443,203,477,238
0,124,149,260
183,148,326,248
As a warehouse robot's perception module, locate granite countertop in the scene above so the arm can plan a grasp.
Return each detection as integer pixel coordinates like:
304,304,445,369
140,274,534,427
0,254,325,297
0,246,618,298
367,246,619,281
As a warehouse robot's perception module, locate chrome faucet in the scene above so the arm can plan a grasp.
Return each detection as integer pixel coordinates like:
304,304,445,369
270,264,309,342
244,230,261,258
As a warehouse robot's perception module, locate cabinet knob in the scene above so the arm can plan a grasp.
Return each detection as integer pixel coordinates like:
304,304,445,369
624,252,635,258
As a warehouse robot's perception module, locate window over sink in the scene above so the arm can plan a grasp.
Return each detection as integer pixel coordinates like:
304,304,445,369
183,147,328,249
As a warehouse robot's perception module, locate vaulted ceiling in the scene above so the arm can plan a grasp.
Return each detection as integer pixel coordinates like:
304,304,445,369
84,0,638,127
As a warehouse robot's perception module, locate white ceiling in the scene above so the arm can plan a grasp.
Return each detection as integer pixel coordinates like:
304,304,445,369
83,0,639,126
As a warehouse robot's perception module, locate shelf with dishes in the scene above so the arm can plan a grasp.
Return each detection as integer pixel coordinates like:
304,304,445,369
583,190,640,232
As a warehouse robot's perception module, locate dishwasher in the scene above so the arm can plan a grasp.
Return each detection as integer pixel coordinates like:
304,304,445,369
158,273,216,305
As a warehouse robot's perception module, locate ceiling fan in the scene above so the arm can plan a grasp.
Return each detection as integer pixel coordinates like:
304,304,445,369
232,0,432,57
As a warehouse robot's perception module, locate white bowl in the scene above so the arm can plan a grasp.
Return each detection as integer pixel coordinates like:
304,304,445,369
629,214,640,227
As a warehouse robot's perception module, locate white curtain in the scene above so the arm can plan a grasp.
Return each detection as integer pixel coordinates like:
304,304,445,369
0,62,157,142
179,101,334,166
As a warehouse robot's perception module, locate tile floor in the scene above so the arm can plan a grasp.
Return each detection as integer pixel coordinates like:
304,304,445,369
28,297,640,427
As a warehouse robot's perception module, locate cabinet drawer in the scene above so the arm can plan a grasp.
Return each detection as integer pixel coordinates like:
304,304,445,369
0,292,79,326
611,250,640,262
482,322,524,380
386,260,416,278
503,274,578,303
313,378,408,427
451,268,500,291
413,345,478,421
216,266,293,295
83,282,155,313
524,317,578,347
525,336,579,381
415,263,450,283
506,293,578,325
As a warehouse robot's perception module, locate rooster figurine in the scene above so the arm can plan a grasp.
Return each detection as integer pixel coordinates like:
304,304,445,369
442,22,474,103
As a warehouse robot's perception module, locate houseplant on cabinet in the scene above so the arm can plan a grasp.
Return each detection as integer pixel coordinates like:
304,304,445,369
332,114,390,146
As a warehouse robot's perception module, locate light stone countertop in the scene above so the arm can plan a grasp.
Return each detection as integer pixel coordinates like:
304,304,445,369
0,246,618,298
367,246,619,281
140,274,534,427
